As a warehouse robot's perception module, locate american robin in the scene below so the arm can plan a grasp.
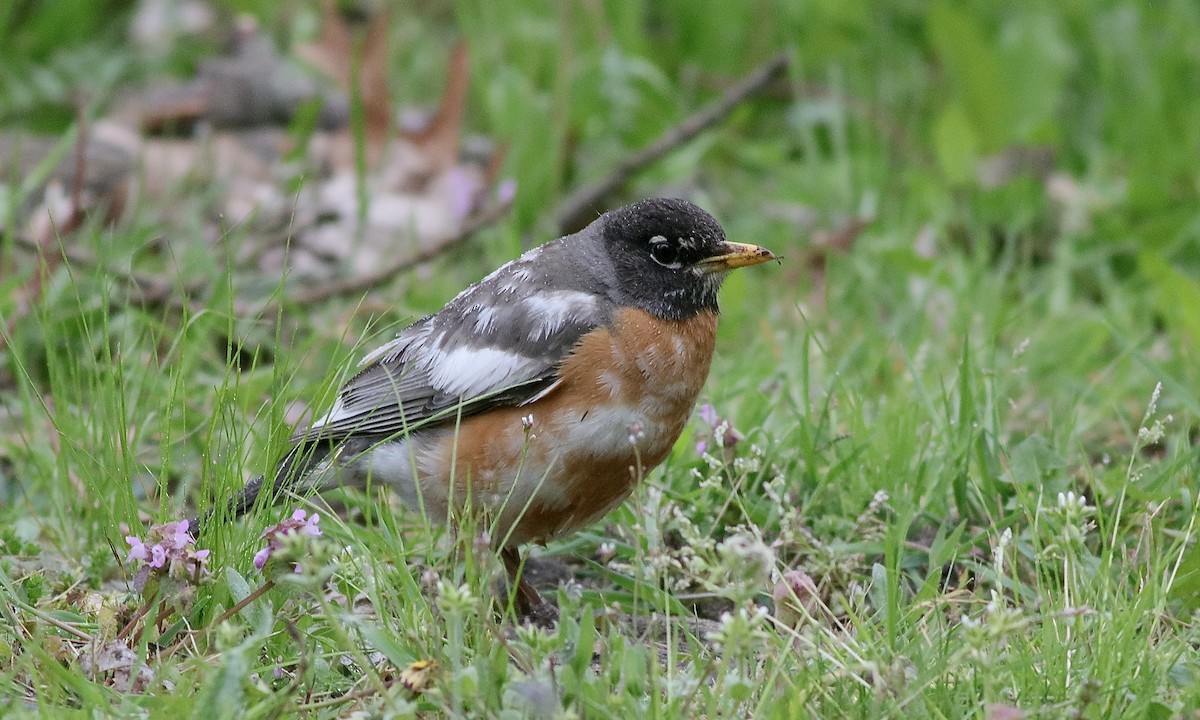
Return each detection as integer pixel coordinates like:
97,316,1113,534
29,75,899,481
204,197,775,615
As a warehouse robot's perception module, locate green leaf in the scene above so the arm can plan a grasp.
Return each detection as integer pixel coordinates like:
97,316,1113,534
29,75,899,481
928,2,1011,149
933,105,978,184
225,566,253,601
571,604,596,679
1170,542,1200,615
356,620,415,668
225,566,271,632
1139,251,1200,351
191,641,248,720
1006,434,1067,494
996,10,1073,142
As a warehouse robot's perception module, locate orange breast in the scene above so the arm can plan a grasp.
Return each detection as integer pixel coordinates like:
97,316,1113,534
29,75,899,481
423,308,718,546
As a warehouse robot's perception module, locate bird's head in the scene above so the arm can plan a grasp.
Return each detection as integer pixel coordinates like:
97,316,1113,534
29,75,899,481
598,198,775,319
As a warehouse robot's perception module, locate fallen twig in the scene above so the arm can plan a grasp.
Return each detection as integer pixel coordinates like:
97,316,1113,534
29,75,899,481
554,52,790,233
7,201,511,322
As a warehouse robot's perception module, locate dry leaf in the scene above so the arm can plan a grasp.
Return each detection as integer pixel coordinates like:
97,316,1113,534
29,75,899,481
399,43,470,179
136,14,346,133
357,6,393,152
79,639,160,693
398,659,438,694
293,0,354,88
295,2,392,159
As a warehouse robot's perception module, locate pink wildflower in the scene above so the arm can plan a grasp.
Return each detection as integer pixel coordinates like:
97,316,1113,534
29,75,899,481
694,402,744,456
124,519,211,592
255,509,323,573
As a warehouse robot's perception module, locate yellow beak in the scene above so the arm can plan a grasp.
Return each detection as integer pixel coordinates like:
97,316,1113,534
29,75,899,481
696,241,777,273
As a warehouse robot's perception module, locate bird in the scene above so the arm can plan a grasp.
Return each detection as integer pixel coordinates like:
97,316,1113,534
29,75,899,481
201,197,775,617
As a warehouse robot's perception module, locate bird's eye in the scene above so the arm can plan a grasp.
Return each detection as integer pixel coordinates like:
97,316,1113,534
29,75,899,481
650,239,680,267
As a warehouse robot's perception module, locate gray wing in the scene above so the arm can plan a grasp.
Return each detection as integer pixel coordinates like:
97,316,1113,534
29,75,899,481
294,243,613,444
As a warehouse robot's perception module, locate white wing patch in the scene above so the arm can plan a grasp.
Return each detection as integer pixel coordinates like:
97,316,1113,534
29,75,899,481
499,265,535,294
472,305,499,333
424,345,542,398
522,291,599,342
299,237,604,441
480,252,538,294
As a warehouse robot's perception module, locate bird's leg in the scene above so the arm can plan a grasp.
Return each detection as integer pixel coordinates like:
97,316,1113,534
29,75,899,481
500,546,544,610
500,547,556,623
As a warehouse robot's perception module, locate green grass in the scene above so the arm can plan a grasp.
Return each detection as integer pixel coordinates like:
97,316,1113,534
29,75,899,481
3,1,1200,717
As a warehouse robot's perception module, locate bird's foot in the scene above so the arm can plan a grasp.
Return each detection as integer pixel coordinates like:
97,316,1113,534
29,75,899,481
517,598,560,628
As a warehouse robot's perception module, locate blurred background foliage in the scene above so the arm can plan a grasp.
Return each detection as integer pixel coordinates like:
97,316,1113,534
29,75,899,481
2,0,1198,227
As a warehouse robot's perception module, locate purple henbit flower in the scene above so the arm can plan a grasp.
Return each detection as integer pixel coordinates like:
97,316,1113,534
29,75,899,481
165,520,193,550
496,178,517,205
694,402,744,456
126,536,148,563
295,509,322,537
255,509,323,572
124,519,211,587
445,166,483,221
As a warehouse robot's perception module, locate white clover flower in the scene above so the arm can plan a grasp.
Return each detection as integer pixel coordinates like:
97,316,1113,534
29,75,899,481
1137,420,1165,447
717,528,776,590
435,581,477,615
993,527,1013,586
706,605,771,654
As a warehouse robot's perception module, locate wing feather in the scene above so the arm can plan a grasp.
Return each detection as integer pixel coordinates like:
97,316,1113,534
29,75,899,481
292,246,611,444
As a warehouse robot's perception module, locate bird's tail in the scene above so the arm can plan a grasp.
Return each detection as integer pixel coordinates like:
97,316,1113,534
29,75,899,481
188,441,335,533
